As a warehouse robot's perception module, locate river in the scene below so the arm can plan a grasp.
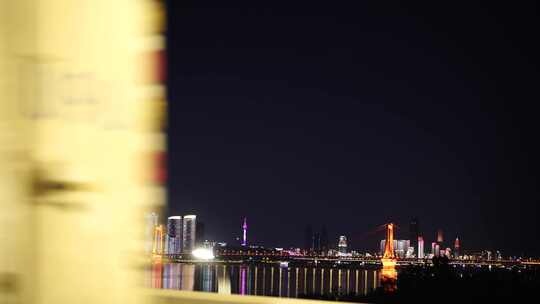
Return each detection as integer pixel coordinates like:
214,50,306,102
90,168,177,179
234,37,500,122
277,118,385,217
146,261,397,298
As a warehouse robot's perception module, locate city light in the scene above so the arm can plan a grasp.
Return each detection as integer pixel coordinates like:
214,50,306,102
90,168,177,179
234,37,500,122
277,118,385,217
192,248,215,260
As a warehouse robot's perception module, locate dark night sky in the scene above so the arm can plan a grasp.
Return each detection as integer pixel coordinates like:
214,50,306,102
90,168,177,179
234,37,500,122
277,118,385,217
165,1,540,256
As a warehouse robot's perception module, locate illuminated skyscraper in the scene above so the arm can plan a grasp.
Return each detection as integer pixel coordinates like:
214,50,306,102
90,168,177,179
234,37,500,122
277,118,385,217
418,236,425,259
338,236,348,254
169,236,181,255
454,237,461,257
167,216,182,237
182,215,197,253
167,216,183,254
435,244,441,257
431,242,437,255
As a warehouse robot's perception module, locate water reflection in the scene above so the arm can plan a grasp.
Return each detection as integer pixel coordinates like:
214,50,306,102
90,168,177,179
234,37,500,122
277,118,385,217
149,262,386,297
151,261,162,288
380,265,397,293
241,265,249,295
162,262,196,291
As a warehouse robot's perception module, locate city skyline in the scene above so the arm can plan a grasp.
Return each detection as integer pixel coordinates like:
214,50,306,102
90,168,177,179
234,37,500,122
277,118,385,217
166,1,540,256
148,212,506,258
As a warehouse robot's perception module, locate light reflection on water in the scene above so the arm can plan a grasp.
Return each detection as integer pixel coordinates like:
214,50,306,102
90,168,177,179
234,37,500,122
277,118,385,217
381,265,398,293
148,262,395,298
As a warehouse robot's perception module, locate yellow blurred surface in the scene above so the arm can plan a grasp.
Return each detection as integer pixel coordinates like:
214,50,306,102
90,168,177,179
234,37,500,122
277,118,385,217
147,289,360,304
1,1,165,304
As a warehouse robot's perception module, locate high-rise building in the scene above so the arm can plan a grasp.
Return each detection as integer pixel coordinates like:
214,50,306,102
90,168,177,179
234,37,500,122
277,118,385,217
418,236,425,259
304,224,328,254
196,221,205,247
437,229,444,244
182,215,197,253
431,242,437,255
406,247,415,258
409,218,419,253
338,236,348,254
167,216,183,254
304,225,313,252
312,232,321,252
434,244,441,257
396,240,410,258
380,239,410,258
454,237,461,257
320,226,329,254
164,234,169,254
145,212,159,253
167,234,181,255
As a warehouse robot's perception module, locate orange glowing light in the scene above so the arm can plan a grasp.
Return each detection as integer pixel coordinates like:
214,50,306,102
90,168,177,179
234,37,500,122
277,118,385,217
383,223,395,259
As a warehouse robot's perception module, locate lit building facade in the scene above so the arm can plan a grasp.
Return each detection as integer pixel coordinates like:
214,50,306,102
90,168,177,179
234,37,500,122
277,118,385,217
418,236,425,259
338,235,348,254
167,216,183,254
454,237,461,257
406,247,414,258
164,234,169,254
379,239,410,258
396,240,410,258
380,240,387,255
183,215,197,253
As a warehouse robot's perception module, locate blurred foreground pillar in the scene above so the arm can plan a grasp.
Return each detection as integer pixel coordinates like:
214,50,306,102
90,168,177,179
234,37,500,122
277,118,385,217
1,1,166,304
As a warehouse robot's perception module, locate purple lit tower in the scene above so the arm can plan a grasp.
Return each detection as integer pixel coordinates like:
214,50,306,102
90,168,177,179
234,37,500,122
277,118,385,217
242,217,248,246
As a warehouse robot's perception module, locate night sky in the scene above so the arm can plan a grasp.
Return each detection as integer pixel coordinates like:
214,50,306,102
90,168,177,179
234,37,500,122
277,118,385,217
166,1,540,256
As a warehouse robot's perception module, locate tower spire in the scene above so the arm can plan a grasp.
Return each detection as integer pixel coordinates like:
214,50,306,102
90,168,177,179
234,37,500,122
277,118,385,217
242,217,248,246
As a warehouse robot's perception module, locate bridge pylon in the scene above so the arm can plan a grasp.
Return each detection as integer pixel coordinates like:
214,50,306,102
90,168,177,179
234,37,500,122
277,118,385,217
382,223,397,267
